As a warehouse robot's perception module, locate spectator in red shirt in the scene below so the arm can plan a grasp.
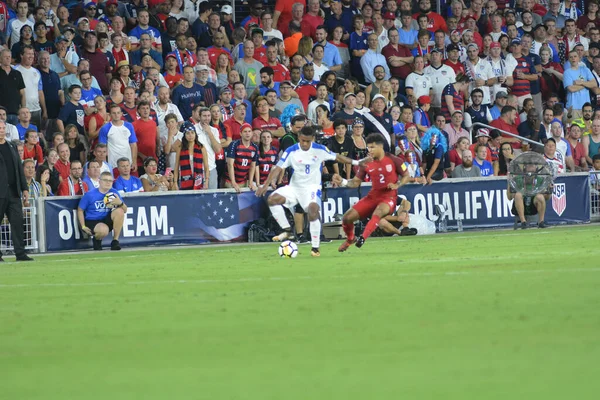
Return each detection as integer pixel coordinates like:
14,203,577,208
22,129,43,165
382,27,414,88
207,31,233,69
252,96,285,149
274,0,305,35
57,160,88,196
413,0,447,33
490,105,522,149
224,102,247,143
264,42,290,82
302,0,324,40
54,142,71,180
163,54,184,89
132,101,158,173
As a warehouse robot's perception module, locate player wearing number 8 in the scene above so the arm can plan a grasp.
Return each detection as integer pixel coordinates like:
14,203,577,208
335,133,411,252
256,125,369,257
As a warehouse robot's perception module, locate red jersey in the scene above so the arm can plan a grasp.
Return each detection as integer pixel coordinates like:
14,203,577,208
253,46,268,66
207,46,233,69
57,178,89,196
257,146,278,184
224,118,245,142
23,144,44,165
357,154,408,193
163,72,183,89
295,84,317,110
444,59,466,75
269,63,291,82
412,11,447,32
252,115,282,150
226,140,259,183
132,118,158,167
54,159,71,180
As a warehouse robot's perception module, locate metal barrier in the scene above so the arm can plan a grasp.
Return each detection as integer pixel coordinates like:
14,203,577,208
0,206,39,254
591,171,600,222
471,122,544,148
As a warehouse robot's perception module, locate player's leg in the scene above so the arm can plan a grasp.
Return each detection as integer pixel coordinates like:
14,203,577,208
92,222,109,251
306,202,322,256
338,196,377,252
356,202,392,248
534,194,549,228
378,217,402,235
110,208,125,250
512,192,527,228
268,186,296,241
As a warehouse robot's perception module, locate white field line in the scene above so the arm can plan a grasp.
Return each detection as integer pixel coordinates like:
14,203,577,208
1,267,599,289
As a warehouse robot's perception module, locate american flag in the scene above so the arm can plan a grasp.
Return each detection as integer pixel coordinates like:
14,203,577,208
552,183,566,217
195,192,262,241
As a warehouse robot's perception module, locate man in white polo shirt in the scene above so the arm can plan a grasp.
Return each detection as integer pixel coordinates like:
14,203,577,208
98,104,138,172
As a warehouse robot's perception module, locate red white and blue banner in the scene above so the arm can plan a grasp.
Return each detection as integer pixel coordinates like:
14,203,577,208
42,174,590,252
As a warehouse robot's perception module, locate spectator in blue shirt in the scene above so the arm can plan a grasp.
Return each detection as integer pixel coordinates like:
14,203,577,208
473,144,494,176
113,158,143,193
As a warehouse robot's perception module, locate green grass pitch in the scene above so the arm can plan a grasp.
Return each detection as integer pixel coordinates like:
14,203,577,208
1,226,600,399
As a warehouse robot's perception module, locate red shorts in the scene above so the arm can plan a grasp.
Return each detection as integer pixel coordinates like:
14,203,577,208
352,191,397,219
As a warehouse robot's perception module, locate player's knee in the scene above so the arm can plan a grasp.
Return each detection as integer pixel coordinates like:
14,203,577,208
307,203,320,220
111,208,125,220
514,192,523,201
267,194,284,206
95,225,109,238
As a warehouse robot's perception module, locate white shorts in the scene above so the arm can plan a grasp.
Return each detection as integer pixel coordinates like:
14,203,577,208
273,184,322,211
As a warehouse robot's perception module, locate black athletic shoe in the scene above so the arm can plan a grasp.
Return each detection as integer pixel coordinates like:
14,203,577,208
16,255,34,262
111,240,121,251
538,221,547,228
400,227,418,236
93,239,102,251
297,236,310,244
521,222,528,229
0,256,4,262
320,236,333,243
355,235,365,248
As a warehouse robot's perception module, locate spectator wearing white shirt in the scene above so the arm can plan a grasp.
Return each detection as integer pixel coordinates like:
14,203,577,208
307,83,331,125
360,33,391,84
15,46,47,130
405,55,432,100
97,104,138,171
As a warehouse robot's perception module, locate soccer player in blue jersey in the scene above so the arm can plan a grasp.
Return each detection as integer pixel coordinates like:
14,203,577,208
78,171,127,251
256,125,368,257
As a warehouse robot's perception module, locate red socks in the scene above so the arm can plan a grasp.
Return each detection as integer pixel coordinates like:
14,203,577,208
362,215,381,240
343,222,355,241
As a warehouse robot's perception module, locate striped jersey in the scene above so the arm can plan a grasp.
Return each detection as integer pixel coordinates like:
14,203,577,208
226,140,259,183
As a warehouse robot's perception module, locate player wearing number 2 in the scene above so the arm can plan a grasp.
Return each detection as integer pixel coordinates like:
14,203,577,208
256,125,369,257
334,134,411,252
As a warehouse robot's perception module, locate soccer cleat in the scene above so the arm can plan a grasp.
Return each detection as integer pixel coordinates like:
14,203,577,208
16,255,34,261
0,256,3,262
272,231,293,242
521,222,528,230
338,237,357,252
297,235,310,245
355,235,366,248
538,221,547,228
111,240,121,251
310,248,320,257
93,239,103,251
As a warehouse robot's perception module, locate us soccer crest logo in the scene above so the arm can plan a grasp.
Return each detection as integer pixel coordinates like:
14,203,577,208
552,183,566,216
385,164,392,172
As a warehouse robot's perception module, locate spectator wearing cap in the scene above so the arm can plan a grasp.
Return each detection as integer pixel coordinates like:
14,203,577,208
275,80,304,115
444,111,469,148
326,119,354,179
163,54,184,89
532,23,560,63
444,43,466,75
50,33,79,79
464,43,496,106
217,86,235,122
195,65,218,107
464,88,494,131
564,50,597,120
504,38,536,109
414,96,431,134
82,1,100,30
489,90,508,120
363,94,394,152
469,128,493,163
424,48,456,113
333,92,363,134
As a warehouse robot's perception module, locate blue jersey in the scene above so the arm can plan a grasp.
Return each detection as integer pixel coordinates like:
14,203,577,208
113,175,143,193
473,159,494,177
78,188,123,221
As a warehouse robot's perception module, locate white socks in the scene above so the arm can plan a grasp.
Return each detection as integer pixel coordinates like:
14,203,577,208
270,205,290,230
310,219,321,249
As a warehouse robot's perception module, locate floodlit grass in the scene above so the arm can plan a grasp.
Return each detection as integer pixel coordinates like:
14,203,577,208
1,226,600,399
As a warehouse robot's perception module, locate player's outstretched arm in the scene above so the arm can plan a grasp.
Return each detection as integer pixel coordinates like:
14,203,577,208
333,173,361,188
335,154,373,167
256,165,282,197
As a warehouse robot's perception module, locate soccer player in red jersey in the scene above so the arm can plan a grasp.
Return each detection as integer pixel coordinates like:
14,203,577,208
335,133,411,251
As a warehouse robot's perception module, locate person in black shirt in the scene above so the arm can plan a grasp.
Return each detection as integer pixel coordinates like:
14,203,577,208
327,119,354,179
0,120,33,262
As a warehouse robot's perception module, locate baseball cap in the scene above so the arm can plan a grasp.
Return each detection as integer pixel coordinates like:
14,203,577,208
221,5,233,14
504,9,516,15
77,17,90,25
383,12,396,20
344,92,357,100
106,0,118,6
195,64,209,72
467,43,479,50
490,41,501,49
534,23,548,31
241,123,253,132
591,42,600,51
63,26,76,34
450,29,462,37
165,53,177,61
495,91,508,99
418,95,431,105
251,28,264,36
353,117,365,126
372,94,386,102
511,38,521,45
430,48,441,54
404,122,417,131
55,35,68,44
280,80,293,87
220,87,232,95
84,2,97,9
446,43,460,52
476,128,490,138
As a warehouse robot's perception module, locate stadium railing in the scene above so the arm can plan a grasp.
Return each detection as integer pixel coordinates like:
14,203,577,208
591,171,600,222
0,205,39,255
471,122,544,149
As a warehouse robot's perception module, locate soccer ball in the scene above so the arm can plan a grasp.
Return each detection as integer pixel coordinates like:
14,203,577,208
278,240,298,258
103,192,118,208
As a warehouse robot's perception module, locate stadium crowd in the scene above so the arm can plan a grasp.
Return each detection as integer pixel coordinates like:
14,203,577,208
1,0,600,204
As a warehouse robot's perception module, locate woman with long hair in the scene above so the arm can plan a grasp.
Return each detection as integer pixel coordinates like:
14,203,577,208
297,36,314,64
86,96,110,146
209,104,227,185
12,25,33,63
355,91,368,115
320,71,338,98
448,136,470,172
216,53,232,89
389,105,403,137
344,78,360,95
141,156,175,191
350,118,368,178
329,25,350,78
115,60,136,94
255,130,278,188
35,164,53,197
43,148,61,192
139,78,158,104
170,0,186,19
379,80,396,111
316,105,335,138
494,142,514,176
403,123,424,165
64,124,85,164
174,123,209,190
